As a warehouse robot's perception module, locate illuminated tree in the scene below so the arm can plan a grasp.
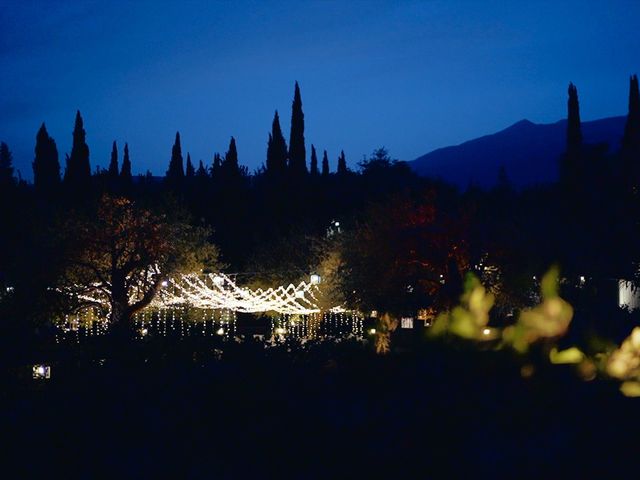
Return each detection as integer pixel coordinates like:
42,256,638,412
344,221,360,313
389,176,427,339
288,81,307,175
33,123,60,191
60,195,220,328
339,191,468,315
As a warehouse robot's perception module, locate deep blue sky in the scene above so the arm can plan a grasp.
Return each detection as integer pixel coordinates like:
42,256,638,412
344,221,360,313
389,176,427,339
1,0,639,180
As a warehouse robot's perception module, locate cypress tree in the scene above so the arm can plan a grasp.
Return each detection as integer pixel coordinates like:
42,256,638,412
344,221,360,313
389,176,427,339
622,74,640,191
310,144,319,175
266,110,288,175
0,142,14,188
166,131,184,180
186,153,195,177
337,150,348,175
108,141,119,179
64,110,91,187
322,150,329,176
196,160,208,178
211,153,222,178
223,137,239,174
561,83,582,184
120,143,132,183
288,82,307,175
623,74,640,149
567,83,582,152
33,123,60,191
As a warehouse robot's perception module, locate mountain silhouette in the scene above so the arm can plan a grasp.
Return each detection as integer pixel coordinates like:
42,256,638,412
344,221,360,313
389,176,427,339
410,116,626,188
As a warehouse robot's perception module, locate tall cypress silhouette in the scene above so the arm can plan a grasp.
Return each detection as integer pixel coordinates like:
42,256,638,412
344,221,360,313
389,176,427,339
0,142,14,188
166,131,184,181
196,160,207,177
567,83,582,152
120,143,132,183
108,141,119,179
64,110,91,187
310,144,319,175
186,153,195,177
288,82,307,175
266,110,288,175
211,153,222,178
623,74,640,149
622,74,640,191
560,83,582,184
337,150,348,175
322,150,329,176
33,123,60,191
223,137,239,176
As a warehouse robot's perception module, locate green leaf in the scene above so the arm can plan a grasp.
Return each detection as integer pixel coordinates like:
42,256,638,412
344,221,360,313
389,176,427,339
620,381,640,397
549,346,584,364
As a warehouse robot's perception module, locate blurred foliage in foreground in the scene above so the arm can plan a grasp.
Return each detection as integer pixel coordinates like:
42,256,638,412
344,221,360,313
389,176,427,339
426,266,640,397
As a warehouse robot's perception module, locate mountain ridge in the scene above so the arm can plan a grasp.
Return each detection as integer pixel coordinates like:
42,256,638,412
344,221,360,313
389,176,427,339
409,116,627,188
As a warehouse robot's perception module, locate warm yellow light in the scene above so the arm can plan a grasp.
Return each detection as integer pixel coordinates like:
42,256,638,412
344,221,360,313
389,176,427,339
482,328,491,335
216,327,224,335
369,328,376,335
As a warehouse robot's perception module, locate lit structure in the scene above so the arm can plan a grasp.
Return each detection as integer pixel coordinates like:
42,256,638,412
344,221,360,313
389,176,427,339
151,273,322,315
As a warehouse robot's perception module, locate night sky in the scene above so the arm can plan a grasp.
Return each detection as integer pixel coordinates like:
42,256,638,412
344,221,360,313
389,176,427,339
1,0,639,180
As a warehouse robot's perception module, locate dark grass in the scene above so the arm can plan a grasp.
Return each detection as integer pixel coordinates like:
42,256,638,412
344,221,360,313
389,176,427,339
2,336,639,479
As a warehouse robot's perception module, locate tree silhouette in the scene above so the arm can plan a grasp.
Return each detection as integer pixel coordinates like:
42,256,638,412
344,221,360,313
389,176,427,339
120,143,132,183
560,83,582,185
186,153,195,177
622,74,640,190
567,83,582,150
623,74,640,150
166,131,185,180
223,136,239,176
266,110,288,176
211,153,222,178
196,160,208,178
337,150,348,175
288,82,307,175
33,123,60,191
64,111,91,188
108,141,119,179
310,144,319,176
322,150,330,176
0,142,14,188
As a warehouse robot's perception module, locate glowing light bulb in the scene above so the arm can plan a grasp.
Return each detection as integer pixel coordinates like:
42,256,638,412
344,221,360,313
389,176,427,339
216,327,224,335
483,328,491,336
369,328,376,335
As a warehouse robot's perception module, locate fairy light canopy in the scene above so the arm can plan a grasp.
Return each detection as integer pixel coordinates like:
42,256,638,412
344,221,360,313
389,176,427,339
151,273,323,314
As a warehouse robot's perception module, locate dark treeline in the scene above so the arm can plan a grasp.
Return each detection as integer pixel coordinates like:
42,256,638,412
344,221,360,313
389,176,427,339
2,77,640,351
